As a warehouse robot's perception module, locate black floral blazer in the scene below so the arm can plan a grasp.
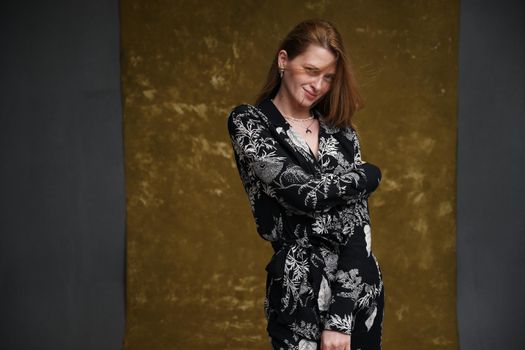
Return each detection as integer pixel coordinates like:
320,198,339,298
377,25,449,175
227,97,382,341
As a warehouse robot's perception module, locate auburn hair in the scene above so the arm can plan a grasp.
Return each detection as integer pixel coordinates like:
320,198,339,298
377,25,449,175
254,19,365,130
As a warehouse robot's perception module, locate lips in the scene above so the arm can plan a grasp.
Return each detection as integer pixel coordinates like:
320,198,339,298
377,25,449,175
304,88,317,99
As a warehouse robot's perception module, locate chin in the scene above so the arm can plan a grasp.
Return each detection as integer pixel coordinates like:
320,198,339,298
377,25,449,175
297,97,314,107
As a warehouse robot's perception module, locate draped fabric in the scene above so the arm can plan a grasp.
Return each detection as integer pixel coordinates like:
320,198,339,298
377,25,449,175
227,98,383,341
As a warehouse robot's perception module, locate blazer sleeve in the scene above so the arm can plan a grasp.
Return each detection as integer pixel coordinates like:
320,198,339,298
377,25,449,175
227,105,372,215
323,131,382,336
343,126,382,195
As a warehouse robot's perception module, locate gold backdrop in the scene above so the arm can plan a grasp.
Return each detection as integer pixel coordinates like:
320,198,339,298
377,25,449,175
121,1,459,349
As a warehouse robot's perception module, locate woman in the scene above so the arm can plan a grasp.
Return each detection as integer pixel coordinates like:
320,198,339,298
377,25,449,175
227,19,383,350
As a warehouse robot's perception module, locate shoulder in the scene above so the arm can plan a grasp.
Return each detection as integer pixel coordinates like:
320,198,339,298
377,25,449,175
227,104,254,128
230,103,252,115
228,103,259,120
339,125,358,141
316,111,356,137
227,103,267,126
227,103,268,134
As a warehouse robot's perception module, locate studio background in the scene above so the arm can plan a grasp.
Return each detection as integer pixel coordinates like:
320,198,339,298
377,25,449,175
121,1,458,349
0,1,523,350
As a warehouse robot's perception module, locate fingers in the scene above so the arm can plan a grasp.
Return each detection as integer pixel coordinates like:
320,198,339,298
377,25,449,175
320,331,351,350
321,344,349,350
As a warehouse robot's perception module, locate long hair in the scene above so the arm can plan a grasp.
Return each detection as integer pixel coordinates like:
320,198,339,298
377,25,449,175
254,19,364,130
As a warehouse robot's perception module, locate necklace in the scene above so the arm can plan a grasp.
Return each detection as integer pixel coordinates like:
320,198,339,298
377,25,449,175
285,115,316,134
281,113,314,121
271,99,317,133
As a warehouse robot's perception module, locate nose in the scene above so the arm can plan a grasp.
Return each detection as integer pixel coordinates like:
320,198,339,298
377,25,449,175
312,75,324,91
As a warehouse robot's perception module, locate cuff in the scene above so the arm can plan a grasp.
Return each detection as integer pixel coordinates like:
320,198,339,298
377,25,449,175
358,162,382,194
322,294,356,335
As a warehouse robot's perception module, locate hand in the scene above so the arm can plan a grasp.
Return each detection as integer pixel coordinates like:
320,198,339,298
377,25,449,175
320,329,351,350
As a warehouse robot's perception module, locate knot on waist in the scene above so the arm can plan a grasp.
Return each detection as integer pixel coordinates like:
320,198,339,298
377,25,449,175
266,236,333,318
272,235,338,252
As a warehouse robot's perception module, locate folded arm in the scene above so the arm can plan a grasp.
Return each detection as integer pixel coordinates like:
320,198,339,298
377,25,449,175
227,105,371,216
323,129,382,335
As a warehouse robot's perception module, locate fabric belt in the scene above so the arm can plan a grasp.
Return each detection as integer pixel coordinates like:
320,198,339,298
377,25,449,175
266,236,335,321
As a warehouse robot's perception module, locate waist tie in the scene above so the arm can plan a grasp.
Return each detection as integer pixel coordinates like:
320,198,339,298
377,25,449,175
265,236,335,323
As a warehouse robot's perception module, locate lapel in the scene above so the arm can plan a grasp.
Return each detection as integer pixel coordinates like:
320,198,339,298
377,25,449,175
256,97,318,174
256,97,348,174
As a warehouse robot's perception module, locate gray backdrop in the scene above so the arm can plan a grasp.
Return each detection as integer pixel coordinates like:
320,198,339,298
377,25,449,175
0,0,523,349
457,0,525,349
0,1,125,349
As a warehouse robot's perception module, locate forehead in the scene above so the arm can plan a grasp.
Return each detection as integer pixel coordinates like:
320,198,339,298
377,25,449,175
293,44,337,72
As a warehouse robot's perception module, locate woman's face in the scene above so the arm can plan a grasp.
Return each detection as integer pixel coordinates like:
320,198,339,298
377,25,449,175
278,44,337,108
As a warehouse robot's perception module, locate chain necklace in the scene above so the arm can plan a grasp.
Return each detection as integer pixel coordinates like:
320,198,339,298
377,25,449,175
271,99,317,134
287,115,316,134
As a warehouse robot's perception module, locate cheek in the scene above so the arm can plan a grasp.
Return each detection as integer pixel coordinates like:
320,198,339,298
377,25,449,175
287,75,303,89
291,72,309,85
322,83,332,93
316,88,328,99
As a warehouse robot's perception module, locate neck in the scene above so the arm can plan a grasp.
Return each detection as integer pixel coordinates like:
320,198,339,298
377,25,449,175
272,89,312,119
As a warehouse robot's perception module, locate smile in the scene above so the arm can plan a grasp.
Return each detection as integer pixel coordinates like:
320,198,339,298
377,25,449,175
304,88,317,99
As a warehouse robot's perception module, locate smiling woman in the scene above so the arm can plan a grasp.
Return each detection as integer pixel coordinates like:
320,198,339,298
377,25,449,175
227,19,384,350
270,43,339,161
278,44,337,104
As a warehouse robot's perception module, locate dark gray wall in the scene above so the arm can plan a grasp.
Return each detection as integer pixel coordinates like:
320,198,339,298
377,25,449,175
457,0,525,349
0,1,125,349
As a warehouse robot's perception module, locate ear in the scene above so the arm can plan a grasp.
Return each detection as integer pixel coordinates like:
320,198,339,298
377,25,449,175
277,49,288,68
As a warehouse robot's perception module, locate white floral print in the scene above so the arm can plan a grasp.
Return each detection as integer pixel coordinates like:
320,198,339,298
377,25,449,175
227,98,383,340
317,275,332,311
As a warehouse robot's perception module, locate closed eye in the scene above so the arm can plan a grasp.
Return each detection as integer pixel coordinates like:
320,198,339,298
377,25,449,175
304,67,318,74
304,66,335,84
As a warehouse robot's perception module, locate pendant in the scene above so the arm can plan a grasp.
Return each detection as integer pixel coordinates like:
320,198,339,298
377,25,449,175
306,128,312,133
